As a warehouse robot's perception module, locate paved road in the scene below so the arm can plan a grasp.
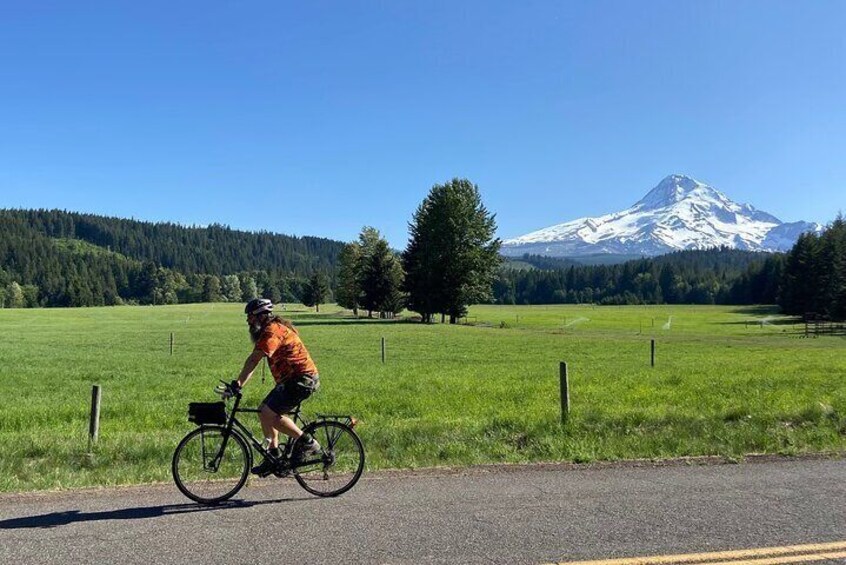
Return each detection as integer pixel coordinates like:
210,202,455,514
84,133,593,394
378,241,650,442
1,458,844,564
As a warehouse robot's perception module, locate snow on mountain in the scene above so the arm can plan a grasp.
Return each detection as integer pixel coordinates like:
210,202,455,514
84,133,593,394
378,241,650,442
502,174,822,258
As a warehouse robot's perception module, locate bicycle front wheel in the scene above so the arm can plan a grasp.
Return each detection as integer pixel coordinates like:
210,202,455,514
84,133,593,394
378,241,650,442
172,425,251,504
294,421,365,497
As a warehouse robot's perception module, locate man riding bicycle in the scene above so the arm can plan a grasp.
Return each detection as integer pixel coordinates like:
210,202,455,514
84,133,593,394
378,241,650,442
229,298,321,476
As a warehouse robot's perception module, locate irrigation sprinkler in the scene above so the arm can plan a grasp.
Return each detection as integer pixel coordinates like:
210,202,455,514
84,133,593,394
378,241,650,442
564,317,589,329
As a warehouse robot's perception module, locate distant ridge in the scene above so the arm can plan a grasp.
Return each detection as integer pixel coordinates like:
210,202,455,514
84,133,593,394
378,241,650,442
0,208,345,306
502,175,822,258
0,208,344,276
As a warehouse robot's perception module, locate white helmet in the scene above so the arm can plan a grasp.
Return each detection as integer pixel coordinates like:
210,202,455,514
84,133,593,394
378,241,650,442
244,298,273,316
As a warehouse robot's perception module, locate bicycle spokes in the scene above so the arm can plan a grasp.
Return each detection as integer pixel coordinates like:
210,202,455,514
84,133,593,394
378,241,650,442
293,420,364,497
172,425,250,505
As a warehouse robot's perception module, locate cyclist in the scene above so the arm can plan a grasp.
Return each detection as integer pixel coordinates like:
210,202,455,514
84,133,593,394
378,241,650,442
229,298,321,476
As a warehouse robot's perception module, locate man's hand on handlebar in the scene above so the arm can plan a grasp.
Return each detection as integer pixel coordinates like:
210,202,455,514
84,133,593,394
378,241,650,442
215,379,242,399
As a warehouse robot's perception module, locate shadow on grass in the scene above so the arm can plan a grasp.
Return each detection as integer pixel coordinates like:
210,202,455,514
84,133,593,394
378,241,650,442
726,306,783,316
720,318,802,327
0,496,313,530
294,318,420,326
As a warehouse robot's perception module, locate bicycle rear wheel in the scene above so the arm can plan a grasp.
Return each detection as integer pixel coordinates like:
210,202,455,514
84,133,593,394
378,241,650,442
172,425,251,504
294,421,364,497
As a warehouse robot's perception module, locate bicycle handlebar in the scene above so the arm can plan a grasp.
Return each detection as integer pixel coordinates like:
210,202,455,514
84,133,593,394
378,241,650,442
214,380,242,399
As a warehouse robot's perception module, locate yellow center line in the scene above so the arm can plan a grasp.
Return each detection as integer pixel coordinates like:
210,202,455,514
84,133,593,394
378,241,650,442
550,541,846,565
717,550,846,565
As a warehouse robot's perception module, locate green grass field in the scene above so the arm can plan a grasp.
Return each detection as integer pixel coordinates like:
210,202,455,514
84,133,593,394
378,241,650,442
1,303,844,492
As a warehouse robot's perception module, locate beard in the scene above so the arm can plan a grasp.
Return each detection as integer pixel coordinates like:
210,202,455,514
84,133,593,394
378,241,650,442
248,321,265,343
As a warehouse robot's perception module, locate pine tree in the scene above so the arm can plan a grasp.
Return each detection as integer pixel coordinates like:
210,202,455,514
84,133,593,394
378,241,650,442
137,261,159,304
403,179,501,323
336,243,363,316
302,272,329,312
815,216,846,319
360,238,405,317
781,232,820,315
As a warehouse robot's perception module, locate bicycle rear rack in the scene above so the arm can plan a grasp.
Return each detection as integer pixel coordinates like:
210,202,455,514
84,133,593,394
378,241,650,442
316,414,358,428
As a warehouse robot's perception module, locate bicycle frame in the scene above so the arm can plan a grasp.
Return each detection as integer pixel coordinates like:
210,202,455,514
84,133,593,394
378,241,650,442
203,387,360,475
207,392,314,471
212,394,332,471
175,387,365,504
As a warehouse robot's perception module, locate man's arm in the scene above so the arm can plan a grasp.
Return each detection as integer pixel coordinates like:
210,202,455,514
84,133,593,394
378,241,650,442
235,349,266,388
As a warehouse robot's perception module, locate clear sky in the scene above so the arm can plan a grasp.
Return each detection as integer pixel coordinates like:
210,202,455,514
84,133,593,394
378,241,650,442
1,1,844,247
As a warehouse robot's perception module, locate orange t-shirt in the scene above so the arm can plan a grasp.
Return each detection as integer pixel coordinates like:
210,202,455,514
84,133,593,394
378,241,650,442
254,320,318,383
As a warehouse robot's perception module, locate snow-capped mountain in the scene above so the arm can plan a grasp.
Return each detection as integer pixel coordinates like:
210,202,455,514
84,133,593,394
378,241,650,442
502,175,822,258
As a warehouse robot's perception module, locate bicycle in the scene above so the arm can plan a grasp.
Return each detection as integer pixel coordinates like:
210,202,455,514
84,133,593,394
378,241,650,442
172,381,365,505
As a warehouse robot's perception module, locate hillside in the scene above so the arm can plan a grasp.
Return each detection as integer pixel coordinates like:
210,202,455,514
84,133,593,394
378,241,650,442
0,209,345,307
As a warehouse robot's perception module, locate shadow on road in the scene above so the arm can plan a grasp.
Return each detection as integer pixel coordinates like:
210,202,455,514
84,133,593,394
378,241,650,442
0,497,312,530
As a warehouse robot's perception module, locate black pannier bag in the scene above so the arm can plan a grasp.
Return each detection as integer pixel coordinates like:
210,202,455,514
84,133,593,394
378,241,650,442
188,402,227,425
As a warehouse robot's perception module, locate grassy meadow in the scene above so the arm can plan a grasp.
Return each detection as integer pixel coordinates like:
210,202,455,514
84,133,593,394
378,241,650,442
1,302,844,492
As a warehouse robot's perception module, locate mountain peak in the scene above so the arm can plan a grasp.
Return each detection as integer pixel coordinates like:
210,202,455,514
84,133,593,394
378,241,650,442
502,175,820,258
635,174,709,209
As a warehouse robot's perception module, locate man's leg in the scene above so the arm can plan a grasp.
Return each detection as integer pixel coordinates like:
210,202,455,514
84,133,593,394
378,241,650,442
259,405,304,448
258,405,281,448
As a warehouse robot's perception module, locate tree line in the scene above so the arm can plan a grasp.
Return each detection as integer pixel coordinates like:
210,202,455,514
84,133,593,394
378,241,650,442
491,217,845,320
2,194,841,321
780,215,845,319
0,209,342,274
0,179,501,320
492,247,782,306
0,209,340,307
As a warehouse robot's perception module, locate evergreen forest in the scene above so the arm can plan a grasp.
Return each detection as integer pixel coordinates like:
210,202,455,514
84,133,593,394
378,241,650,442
1,207,843,322
0,209,344,307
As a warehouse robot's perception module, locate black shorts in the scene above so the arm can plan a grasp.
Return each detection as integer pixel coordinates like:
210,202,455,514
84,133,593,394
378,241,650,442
261,374,320,415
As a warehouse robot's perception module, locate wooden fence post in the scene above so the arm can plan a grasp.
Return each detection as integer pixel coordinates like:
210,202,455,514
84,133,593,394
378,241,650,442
88,385,102,452
170,332,174,356
560,362,570,423
381,337,386,364
651,339,656,367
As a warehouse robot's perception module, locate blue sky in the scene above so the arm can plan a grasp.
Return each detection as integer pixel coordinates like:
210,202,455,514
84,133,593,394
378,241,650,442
1,1,844,247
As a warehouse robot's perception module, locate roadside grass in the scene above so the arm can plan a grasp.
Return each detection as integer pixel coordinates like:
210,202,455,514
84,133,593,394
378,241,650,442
0,303,843,492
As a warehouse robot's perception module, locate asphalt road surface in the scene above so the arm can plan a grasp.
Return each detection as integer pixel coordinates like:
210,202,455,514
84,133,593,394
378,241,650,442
1,458,844,564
